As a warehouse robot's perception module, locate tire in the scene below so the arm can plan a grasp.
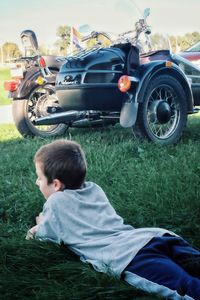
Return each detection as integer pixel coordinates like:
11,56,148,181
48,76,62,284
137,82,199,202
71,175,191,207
132,75,188,145
12,85,67,138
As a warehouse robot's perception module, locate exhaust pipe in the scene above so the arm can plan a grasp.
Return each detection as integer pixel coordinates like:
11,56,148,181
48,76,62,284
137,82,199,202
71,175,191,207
73,118,103,127
34,111,86,125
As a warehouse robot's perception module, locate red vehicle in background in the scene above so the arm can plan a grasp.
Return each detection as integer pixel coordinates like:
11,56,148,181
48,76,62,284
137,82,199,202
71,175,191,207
180,41,200,69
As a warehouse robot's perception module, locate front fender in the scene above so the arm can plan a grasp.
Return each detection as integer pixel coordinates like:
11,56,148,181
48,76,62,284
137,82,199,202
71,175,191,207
136,60,194,112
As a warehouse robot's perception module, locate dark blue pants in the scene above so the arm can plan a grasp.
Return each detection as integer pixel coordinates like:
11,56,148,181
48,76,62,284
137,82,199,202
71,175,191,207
123,235,200,299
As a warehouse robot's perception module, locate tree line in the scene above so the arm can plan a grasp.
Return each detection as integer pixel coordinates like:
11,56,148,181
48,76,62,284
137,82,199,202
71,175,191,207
0,25,199,62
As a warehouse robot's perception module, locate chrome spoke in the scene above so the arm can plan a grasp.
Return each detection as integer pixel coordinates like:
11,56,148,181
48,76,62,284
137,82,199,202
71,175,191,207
146,85,180,139
27,87,59,133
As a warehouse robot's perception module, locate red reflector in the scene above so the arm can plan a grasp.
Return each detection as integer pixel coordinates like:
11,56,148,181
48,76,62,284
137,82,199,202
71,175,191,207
118,75,131,93
39,57,46,68
4,80,19,92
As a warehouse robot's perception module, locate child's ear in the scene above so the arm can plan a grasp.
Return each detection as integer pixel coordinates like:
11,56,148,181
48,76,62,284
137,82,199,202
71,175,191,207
53,179,65,191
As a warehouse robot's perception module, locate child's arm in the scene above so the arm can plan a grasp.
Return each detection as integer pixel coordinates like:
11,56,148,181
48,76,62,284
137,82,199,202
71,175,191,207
26,203,61,244
36,212,43,225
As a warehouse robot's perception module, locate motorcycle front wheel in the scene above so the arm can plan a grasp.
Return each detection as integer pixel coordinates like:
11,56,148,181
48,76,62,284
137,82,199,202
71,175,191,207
132,75,187,145
12,85,67,138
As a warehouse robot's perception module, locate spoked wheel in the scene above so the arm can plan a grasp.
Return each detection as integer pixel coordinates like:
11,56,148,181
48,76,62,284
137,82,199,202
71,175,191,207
133,75,188,145
12,85,67,138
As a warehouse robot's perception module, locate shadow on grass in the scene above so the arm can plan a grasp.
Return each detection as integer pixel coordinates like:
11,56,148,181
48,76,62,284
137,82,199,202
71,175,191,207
1,112,200,147
0,238,160,300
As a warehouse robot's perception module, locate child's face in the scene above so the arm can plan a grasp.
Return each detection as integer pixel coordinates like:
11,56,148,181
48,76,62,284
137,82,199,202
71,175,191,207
35,161,56,200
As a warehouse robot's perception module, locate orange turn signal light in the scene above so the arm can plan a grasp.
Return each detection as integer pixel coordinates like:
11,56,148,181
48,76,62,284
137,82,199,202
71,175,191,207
165,61,173,67
118,75,131,93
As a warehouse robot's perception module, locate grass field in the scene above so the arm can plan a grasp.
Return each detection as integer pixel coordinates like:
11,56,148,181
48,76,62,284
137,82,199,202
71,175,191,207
0,115,200,299
0,67,11,105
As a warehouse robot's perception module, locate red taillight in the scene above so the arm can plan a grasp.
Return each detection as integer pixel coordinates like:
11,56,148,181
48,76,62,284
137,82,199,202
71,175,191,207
4,80,19,92
39,56,46,68
118,75,131,93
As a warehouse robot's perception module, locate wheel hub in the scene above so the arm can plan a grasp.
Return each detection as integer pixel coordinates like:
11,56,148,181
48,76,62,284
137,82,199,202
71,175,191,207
34,93,58,117
149,100,172,124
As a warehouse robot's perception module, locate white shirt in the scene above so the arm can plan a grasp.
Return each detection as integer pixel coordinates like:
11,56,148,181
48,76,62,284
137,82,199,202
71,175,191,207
36,182,176,277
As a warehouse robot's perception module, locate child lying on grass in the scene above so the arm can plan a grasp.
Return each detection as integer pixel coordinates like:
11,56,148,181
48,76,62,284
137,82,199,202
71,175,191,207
27,139,200,300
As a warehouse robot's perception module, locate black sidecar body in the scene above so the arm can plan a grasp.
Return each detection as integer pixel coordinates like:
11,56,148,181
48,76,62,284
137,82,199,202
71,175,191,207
56,44,134,112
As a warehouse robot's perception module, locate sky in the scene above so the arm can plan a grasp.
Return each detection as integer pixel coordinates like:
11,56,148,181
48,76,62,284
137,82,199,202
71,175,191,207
0,0,199,50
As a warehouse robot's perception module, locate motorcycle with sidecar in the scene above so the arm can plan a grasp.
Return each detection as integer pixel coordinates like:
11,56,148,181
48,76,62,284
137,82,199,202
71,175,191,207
4,9,199,145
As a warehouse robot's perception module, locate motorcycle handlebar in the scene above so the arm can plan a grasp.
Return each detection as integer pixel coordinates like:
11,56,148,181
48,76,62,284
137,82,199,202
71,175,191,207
120,18,150,37
81,17,151,48
119,29,135,37
81,31,112,42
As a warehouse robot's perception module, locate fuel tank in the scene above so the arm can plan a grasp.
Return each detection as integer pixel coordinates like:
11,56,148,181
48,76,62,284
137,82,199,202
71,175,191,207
56,45,129,111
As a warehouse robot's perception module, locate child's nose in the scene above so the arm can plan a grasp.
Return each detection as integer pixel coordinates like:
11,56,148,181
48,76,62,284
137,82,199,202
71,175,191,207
35,178,39,186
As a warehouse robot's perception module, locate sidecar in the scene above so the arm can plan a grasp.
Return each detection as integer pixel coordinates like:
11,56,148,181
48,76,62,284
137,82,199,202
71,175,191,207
55,44,131,112
53,43,194,145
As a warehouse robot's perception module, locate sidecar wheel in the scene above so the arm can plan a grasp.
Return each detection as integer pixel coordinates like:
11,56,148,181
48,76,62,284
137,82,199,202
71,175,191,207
12,85,67,138
132,75,187,145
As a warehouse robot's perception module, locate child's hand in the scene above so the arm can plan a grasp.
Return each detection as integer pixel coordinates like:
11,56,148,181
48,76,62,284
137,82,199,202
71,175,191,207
25,213,42,240
25,225,39,240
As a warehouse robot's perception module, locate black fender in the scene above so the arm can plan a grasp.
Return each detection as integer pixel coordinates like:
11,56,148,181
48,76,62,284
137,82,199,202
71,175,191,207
136,60,194,112
120,60,194,128
12,67,57,100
